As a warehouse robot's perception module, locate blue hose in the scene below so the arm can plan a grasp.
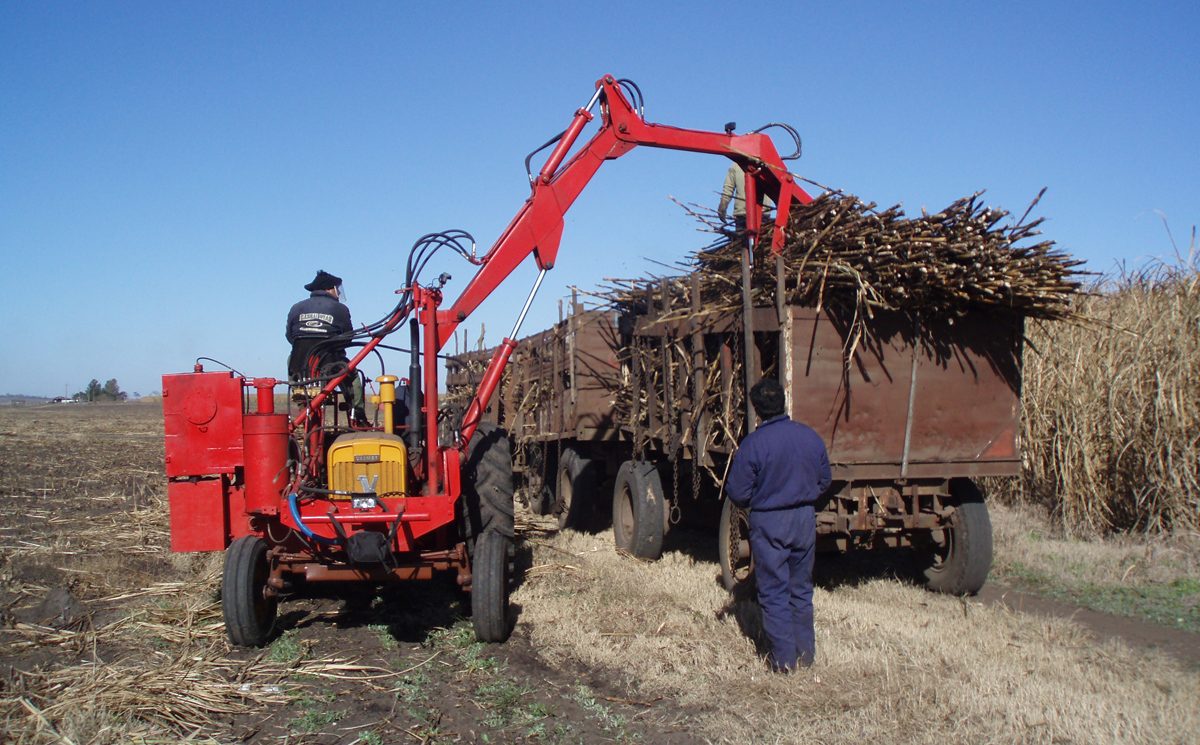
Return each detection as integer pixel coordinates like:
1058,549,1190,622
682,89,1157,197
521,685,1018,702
288,493,338,546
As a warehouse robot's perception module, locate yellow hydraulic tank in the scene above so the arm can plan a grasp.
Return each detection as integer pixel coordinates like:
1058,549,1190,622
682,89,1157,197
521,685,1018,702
327,432,408,498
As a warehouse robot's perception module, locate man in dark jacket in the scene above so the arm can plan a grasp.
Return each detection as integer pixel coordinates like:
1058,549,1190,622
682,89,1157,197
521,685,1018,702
286,270,368,427
726,377,831,671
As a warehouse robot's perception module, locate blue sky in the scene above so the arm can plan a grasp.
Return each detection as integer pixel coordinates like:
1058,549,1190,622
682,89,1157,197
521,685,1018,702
2,1,1196,398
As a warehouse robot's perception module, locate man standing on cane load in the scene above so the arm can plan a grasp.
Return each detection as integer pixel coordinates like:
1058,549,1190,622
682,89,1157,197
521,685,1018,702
726,377,831,672
717,162,774,232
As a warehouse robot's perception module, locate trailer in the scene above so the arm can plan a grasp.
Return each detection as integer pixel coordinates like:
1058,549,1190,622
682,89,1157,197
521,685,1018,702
447,276,1022,595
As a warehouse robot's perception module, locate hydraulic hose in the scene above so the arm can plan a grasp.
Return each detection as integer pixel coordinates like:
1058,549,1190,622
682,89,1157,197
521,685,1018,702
287,492,338,547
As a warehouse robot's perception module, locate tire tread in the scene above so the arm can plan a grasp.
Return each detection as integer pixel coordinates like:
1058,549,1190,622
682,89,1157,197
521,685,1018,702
222,535,276,647
923,479,993,595
612,461,665,560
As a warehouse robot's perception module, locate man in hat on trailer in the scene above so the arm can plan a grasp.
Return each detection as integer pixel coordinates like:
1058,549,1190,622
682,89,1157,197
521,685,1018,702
726,377,831,672
286,270,370,427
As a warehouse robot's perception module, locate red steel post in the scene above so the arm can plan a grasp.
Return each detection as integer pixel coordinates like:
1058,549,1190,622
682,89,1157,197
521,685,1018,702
420,289,443,493
458,337,518,446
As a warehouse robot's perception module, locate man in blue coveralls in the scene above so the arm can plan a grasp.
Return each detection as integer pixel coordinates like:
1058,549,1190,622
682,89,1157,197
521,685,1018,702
726,377,831,671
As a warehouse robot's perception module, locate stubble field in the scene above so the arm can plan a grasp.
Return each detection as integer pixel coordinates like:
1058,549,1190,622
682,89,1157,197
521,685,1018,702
0,403,1197,744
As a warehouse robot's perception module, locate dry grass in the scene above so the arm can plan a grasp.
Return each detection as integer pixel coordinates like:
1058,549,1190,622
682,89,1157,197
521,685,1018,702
1000,248,1200,536
990,502,1200,632
1,561,398,744
992,503,1198,590
514,513,1200,744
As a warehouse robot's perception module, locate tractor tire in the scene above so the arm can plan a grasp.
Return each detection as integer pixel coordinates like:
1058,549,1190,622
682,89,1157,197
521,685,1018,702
612,460,666,560
471,530,512,643
555,445,597,530
222,535,277,647
460,422,516,550
919,478,993,595
718,498,754,592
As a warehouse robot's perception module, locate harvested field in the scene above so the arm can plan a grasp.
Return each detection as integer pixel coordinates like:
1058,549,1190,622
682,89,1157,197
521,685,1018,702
1,403,1197,744
517,520,1200,744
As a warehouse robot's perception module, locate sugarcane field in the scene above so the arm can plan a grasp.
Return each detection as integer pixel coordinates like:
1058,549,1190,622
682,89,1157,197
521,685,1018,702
5,7,1200,744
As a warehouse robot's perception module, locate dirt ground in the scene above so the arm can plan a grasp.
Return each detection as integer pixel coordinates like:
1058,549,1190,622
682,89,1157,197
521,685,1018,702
977,583,1200,670
0,403,1196,744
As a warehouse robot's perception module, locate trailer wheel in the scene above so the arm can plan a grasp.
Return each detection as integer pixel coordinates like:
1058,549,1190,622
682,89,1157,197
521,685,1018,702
555,446,596,530
471,530,512,642
222,536,277,647
718,498,754,591
919,478,993,595
612,460,666,560
461,422,516,547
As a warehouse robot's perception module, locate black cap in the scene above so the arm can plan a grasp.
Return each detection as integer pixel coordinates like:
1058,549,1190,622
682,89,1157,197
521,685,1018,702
304,270,342,292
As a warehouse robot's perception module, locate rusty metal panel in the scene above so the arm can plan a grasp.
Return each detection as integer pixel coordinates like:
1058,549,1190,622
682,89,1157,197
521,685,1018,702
453,297,1022,479
451,309,624,443
568,310,623,439
789,305,1021,476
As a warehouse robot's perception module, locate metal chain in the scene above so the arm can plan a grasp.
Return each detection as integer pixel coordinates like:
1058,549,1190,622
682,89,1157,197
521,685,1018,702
634,337,646,461
727,502,744,582
670,454,681,525
540,441,547,495
730,329,743,441
556,435,562,486
690,327,704,505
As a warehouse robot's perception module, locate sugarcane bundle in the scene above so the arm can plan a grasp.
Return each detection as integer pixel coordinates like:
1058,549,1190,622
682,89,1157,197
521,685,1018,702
600,190,1085,324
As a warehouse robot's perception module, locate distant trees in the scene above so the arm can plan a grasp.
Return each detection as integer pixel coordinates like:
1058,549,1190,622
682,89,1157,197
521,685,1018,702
102,379,124,400
74,378,127,402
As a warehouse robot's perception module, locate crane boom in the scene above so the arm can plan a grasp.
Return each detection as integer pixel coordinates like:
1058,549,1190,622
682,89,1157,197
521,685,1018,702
451,75,814,447
437,74,813,352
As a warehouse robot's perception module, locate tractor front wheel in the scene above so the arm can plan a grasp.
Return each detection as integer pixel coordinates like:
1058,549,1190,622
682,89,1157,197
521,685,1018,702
471,531,512,642
222,535,277,647
461,422,515,643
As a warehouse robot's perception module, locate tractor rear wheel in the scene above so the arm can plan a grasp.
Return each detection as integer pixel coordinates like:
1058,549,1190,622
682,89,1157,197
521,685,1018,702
555,446,596,530
918,478,993,595
471,531,512,642
222,535,277,647
612,460,666,560
718,498,754,592
460,423,516,546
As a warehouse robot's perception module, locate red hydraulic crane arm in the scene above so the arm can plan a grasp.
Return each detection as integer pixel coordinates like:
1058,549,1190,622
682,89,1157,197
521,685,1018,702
434,74,814,353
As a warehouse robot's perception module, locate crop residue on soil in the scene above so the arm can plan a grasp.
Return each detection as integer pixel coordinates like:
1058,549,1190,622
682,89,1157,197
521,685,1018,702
1,403,1198,744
